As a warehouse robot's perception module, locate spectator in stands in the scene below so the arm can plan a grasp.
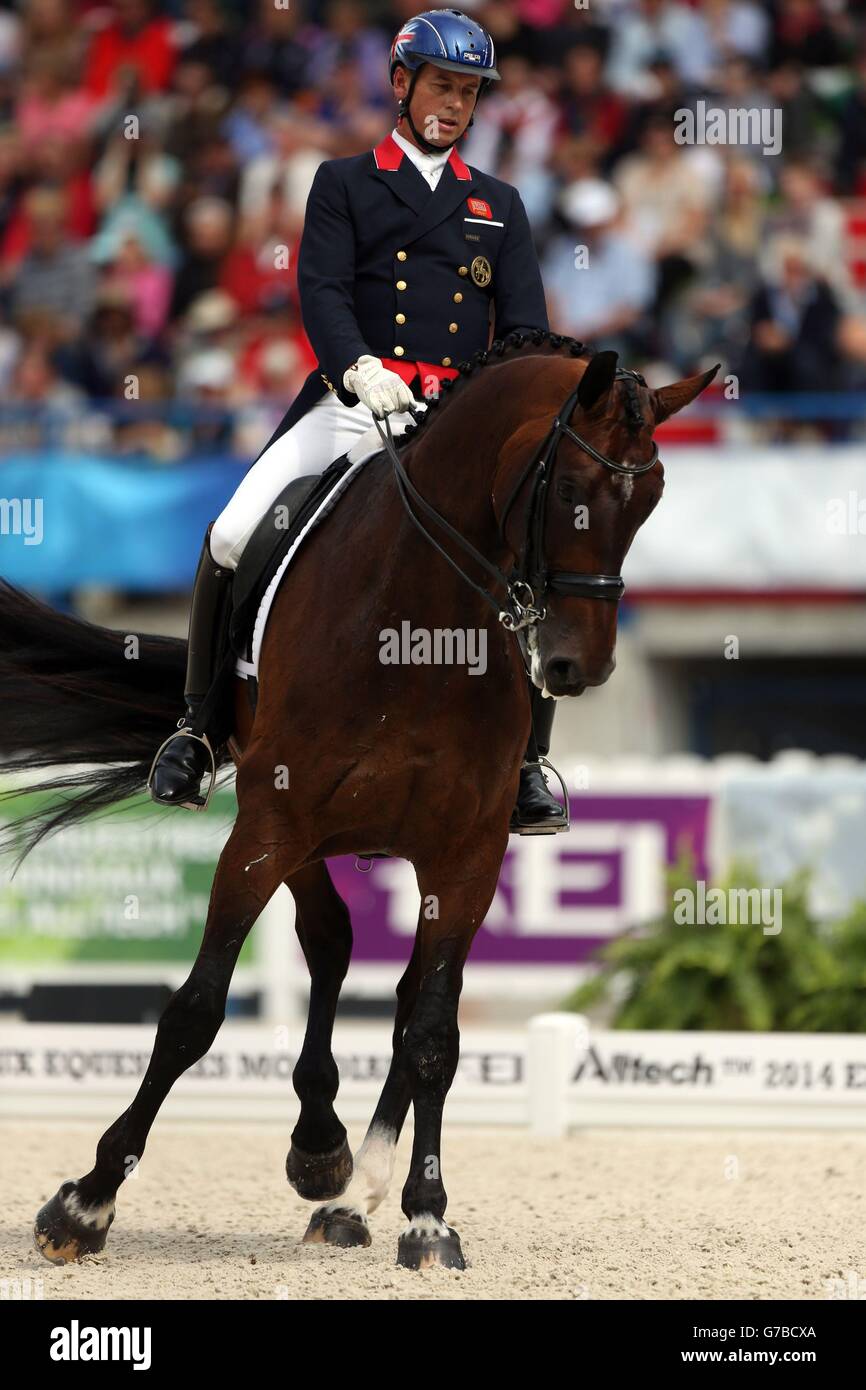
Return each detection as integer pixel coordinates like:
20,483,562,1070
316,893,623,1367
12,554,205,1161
99,229,174,340
607,0,715,94
177,0,238,91
91,129,180,268
55,283,161,399
766,60,823,161
163,55,229,170
84,0,177,101
541,177,655,356
769,0,845,71
10,187,95,338
769,159,856,311
666,155,762,369
557,39,629,158
220,203,301,316
238,0,316,95
238,110,326,221
16,44,97,154
737,234,843,396
177,345,237,453
701,0,770,74
0,126,26,253
836,45,866,194
170,194,233,319
462,52,559,219
614,114,713,315
222,71,279,165
307,0,391,106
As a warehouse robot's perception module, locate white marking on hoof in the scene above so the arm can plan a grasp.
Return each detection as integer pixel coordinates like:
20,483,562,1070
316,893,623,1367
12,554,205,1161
62,1190,116,1231
401,1212,450,1241
318,1124,396,1221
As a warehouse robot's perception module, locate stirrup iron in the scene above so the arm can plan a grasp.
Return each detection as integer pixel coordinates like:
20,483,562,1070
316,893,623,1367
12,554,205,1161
146,727,217,812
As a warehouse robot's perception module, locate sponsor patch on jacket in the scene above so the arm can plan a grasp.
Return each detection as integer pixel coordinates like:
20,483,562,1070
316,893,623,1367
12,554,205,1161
467,198,492,219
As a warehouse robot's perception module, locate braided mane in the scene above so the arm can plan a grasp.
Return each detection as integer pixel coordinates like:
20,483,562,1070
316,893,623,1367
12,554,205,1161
399,329,596,447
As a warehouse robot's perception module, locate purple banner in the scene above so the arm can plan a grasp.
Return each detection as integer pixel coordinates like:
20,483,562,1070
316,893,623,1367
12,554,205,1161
328,792,710,964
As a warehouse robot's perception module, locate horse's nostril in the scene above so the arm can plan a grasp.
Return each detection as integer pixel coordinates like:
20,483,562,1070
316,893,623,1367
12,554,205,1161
548,658,578,685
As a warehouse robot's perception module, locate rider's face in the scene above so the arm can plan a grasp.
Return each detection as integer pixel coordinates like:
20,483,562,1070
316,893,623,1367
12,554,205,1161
394,64,482,146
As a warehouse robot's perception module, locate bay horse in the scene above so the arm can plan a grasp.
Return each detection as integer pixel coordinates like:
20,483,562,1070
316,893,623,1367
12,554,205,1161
0,332,716,1271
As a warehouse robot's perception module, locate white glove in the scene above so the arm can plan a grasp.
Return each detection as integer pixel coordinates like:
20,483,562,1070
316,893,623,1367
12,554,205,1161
343,354,415,418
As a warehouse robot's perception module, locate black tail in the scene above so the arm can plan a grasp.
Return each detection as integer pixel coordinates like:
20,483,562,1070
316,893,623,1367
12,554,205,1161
0,578,208,869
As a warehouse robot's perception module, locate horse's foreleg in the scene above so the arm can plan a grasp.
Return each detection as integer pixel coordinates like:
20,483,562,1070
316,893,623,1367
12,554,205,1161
395,844,503,1271
33,814,291,1264
303,926,423,1248
283,862,355,1212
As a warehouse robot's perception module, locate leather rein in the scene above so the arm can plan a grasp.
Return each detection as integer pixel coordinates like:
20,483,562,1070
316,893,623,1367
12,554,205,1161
374,366,659,634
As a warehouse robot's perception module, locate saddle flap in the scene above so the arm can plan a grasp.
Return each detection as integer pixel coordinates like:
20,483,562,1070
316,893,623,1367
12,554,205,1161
229,452,374,660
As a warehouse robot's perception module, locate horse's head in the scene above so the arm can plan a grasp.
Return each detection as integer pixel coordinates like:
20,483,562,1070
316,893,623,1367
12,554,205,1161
494,350,718,698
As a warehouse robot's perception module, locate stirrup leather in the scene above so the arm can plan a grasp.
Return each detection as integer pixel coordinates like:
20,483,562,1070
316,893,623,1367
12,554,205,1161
146,725,217,812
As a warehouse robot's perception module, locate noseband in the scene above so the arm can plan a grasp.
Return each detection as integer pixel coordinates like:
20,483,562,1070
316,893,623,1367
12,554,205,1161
375,366,659,635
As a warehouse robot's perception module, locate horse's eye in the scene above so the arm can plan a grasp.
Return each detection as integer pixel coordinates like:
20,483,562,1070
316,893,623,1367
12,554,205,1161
556,480,576,504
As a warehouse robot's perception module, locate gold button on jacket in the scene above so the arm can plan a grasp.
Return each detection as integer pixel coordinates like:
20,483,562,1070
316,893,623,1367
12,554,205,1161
449,323,459,334
397,250,407,261
395,313,406,325
393,345,405,356
396,280,407,291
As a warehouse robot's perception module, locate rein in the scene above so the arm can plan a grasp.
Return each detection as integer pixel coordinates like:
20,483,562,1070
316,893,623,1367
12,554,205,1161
374,366,659,634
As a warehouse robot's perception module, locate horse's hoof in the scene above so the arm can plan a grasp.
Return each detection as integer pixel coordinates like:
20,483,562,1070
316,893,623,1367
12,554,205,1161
34,1182,114,1265
286,1137,353,1201
302,1205,371,1248
396,1219,465,1271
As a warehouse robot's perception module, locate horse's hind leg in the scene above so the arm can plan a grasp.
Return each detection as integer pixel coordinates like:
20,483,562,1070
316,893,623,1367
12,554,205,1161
283,862,355,1211
303,929,422,1249
33,813,290,1264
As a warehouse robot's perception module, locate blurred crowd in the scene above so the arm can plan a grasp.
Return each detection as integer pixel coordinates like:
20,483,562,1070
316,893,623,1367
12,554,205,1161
1,0,866,456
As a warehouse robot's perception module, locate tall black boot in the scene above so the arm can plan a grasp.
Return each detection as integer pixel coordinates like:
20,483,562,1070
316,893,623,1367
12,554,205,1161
147,526,233,810
509,682,569,834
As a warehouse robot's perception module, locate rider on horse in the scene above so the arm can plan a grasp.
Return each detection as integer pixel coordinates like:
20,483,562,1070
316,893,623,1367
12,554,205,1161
148,6,568,834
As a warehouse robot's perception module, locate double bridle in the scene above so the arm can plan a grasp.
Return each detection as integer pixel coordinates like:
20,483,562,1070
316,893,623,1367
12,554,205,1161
374,366,659,635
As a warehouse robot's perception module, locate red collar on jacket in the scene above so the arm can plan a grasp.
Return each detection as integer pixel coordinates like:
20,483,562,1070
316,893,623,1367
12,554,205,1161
372,132,471,181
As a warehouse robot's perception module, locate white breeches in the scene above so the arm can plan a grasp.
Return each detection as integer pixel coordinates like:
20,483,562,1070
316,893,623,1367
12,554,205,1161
210,391,423,570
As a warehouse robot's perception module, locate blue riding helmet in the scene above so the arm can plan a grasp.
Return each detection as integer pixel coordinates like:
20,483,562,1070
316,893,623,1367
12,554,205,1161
389,9,500,153
390,8,501,97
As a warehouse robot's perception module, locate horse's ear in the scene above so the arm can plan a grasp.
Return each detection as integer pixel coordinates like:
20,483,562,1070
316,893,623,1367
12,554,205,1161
577,350,619,412
654,363,720,422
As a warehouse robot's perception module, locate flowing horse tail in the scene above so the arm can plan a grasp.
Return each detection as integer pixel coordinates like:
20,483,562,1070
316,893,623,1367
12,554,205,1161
0,577,195,869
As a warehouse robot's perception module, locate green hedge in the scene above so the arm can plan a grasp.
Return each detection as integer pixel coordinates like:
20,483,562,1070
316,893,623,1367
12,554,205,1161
562,861,866,1032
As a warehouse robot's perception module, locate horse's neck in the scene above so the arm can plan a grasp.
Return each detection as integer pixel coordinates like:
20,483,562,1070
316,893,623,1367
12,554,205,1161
400,371,521,563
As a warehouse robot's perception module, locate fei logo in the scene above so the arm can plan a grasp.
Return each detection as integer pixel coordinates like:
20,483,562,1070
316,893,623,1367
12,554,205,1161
467,198,492,219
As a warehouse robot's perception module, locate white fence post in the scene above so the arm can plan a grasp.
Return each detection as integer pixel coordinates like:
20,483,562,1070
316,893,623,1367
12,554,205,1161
257,882,304,1029
527,1012,585,1139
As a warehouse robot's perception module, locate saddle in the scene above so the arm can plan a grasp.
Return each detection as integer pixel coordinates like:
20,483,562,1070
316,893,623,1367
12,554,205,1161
228,448,378,707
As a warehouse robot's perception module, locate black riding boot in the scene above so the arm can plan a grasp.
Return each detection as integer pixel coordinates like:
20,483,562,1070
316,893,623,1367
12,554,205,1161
148,526,233,809
509,682,569,834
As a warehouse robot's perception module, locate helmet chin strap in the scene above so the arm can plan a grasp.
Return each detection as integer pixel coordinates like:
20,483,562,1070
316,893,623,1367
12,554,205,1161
397,67,475,154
